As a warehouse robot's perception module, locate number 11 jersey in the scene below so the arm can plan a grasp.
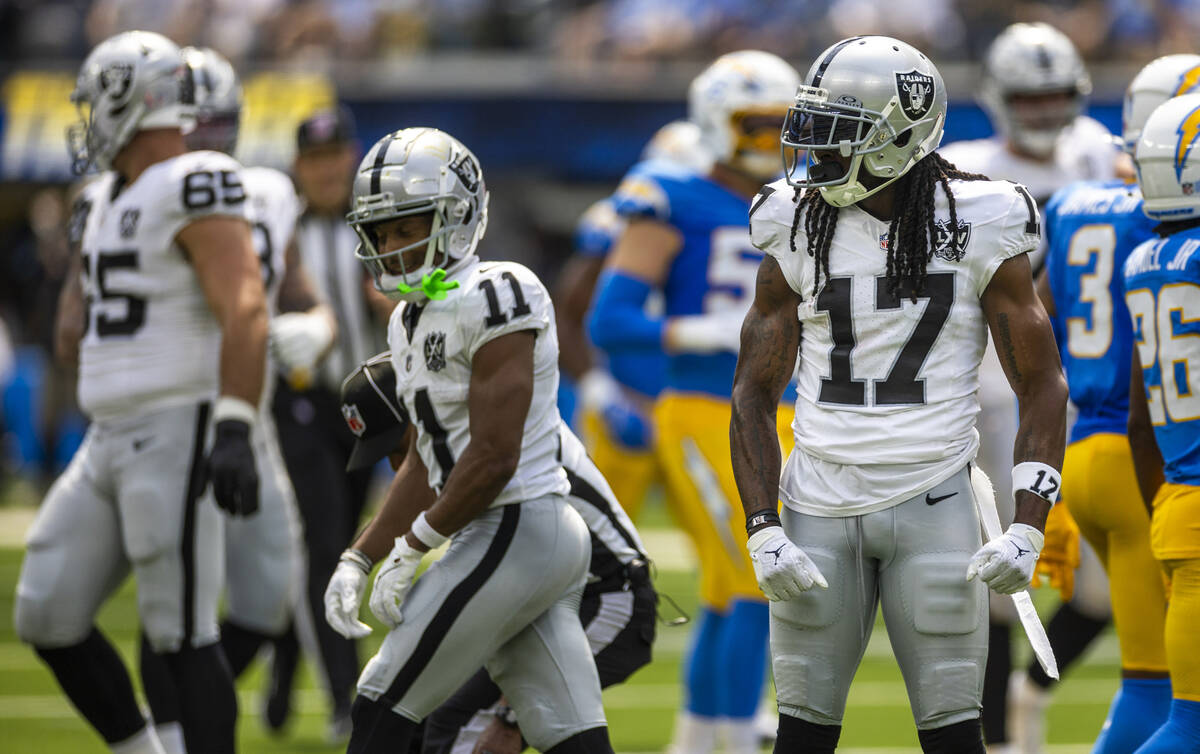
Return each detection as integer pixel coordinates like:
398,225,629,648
75,150,251,421
749,177,1040,516
385,259,569,506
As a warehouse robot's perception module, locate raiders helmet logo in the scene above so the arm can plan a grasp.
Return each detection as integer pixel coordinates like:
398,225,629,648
933,218,972,262
100,63,133,101
449,153,480,193
424,331,447,372
342,403,366,437
895,70,935,122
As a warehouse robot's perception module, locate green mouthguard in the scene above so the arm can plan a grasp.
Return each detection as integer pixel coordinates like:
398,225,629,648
395,268,461,301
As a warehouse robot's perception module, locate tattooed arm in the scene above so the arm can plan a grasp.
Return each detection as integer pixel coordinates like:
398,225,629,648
731,256,802,529
981,253,1069,532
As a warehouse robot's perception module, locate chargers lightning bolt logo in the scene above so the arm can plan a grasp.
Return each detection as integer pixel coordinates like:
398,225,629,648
1174,101,1200,181
1175,65,1200,97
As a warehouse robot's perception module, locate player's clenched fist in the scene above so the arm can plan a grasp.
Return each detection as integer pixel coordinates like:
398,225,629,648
369,536,424,627
325,549,373,639
747,526,828,601
967,523,1045,594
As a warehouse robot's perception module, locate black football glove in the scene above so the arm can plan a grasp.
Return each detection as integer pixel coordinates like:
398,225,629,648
208,419,259,516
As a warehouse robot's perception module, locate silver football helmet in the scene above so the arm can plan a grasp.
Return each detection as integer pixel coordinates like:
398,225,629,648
1134,92,1200,221
782,36,946,207
980,23,1091,159
688,50,799,179
68,30,192,173
182,46,242,154
1123,54,1200,154
348,128,489,303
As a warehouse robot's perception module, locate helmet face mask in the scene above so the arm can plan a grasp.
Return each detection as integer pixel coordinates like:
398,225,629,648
782,37,946,208
348,128,489,303
68,31,192,174
688,50,799,181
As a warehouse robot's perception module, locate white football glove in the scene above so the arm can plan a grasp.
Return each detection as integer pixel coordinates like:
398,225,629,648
324,550,373,639
966,523,1045,594
269,311,334,372
665,313,742,354
747,526,828,601
368,536,424,628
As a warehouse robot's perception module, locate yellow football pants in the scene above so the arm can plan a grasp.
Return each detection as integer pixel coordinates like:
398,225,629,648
653,391,794,610
1063,434,1168,673
581,408,661,522
1151,483,1200,701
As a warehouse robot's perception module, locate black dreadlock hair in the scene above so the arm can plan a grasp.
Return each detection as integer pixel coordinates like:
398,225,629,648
788,152,989,301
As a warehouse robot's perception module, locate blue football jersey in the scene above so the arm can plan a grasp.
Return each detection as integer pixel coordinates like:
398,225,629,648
1045,180,1157,443
611,159,762,399
1123,226,1200,485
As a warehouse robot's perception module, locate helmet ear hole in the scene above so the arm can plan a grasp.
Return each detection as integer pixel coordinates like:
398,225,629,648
894,129,912,148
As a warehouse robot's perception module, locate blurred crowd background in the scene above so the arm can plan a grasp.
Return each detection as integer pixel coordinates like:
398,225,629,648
1,0,1198,490
4,0,1200,64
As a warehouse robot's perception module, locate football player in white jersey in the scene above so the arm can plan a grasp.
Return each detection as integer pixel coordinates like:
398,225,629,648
732,37,1068,753
318,127,611,753
130,46,336,751
938,23,1120,751
329,352,656,754
14,31,267,754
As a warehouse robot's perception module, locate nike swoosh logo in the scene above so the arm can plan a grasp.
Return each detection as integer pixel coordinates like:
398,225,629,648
925,491,956,505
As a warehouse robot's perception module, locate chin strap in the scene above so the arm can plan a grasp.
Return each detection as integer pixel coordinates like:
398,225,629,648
394,268,461,300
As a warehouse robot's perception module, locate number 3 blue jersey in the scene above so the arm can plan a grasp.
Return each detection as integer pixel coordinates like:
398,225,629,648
1123,227,1200,485
610,159,764,399
1045,180,1157,443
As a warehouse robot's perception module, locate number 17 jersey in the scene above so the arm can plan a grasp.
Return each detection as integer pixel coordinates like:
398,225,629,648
750,177,1040,516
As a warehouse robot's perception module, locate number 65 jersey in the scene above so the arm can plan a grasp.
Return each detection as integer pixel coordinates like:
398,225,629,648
749,177,1040,516
385,259,569,506
75,150,251,421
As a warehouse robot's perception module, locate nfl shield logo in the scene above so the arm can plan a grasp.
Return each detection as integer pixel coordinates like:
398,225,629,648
341,403,366,437
895,70,935,122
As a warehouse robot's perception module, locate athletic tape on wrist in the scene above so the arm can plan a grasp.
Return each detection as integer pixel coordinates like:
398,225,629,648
1011,462,1061,505
411,511,448,550
214,395,257,427
340,548,372,573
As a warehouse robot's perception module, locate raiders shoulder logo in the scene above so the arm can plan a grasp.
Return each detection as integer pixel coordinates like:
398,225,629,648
895,70,935,121
424,331,447,372
933,218,972,262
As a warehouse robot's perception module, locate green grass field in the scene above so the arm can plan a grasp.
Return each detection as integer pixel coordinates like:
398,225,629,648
0,491,1120,753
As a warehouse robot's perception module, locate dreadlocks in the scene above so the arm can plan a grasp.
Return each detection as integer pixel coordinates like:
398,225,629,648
788,152,989,301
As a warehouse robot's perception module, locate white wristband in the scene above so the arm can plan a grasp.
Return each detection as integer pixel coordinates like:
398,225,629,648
1012,462,1061,505
411,511,449,550
214,395,257,427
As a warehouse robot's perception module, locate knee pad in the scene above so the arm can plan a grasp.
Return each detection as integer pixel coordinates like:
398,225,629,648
775,713,841,754
916,718,985,754
14,591,92,648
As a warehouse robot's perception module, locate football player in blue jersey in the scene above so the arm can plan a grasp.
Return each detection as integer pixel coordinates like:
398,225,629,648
587,51,799,754
1033,55,1200,753
1123,90,1200,753
556,121,710,521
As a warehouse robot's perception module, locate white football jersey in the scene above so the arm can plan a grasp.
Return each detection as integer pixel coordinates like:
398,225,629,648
242,166,302,412
387,259,568,506
77,150,251,421
750,177,1040,516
